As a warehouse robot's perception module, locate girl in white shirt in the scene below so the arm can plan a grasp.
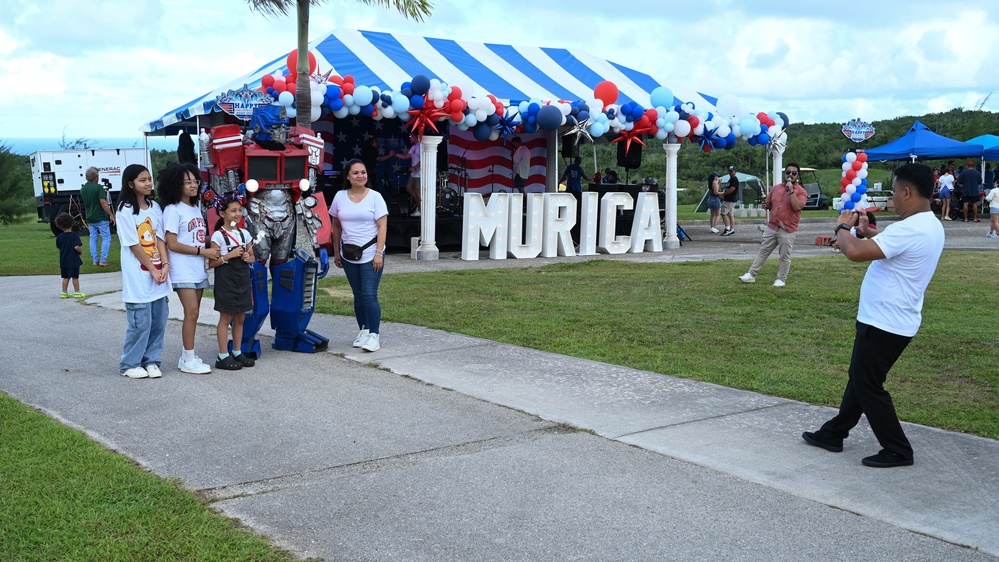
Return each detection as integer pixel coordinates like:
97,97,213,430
160,163,221,374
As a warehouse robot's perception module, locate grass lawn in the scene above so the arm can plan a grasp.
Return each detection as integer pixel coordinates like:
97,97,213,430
0,393,312,561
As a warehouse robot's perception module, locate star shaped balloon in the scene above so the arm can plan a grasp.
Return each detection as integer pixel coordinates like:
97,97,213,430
563,117,593,145
404,104,449,141
494,113,521,143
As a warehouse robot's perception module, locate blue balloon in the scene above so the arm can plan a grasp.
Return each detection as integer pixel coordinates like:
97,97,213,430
402,87,413,99
536,105,564,131
472,121,492,141
528,102,541,115
748,137,758,146
726,133,737,146
842,154,849,163
844,200,855,210
577,110,589,121
330,98,343,111
524,122,538,134
758,133,771,144
649,86,674,109
267,87,276,95
410,75,431,96
714,137,727,149
851,193,862,202
577,103,590,113
777,111,790,129
410,95,425,109
486,113,501,126
760,124,768,135
565,115,577,126
361,104,374,116
607,108,617,119
857,185,867,195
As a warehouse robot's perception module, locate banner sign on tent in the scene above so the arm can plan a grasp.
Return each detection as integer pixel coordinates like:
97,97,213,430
216,86,275,120
842,118,875,143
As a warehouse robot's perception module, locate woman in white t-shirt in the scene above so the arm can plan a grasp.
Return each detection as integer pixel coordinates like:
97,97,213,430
329,159,388,352
160,163,221,374
938,168,954,220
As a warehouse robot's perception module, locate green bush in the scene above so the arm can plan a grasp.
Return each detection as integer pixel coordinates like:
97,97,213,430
0,143,34,225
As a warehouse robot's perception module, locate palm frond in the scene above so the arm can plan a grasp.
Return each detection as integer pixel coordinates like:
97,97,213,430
349,0,434,21
245,0,294,17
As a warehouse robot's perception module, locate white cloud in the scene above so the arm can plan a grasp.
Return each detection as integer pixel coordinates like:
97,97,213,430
1,0,997,139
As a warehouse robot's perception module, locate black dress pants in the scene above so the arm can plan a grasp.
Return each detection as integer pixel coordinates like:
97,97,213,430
819,322,914,458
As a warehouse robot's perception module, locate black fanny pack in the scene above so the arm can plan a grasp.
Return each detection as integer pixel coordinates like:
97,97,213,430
341,236,377,261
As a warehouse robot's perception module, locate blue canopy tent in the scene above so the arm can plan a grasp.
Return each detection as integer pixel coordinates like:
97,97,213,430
141,29,719,134
863,120,983,162
969,134,999,160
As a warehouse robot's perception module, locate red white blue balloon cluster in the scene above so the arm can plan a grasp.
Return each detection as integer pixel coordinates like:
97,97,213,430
259,50,786,150
839,151,870,211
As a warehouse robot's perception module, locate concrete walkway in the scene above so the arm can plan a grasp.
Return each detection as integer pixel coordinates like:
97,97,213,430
1,216,996,561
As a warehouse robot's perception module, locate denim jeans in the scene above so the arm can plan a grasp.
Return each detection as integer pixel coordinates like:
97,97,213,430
89,220,112,263
120,296,169,372
341,259,383,334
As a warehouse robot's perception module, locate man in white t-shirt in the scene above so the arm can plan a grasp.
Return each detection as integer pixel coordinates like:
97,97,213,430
803,163,944,468
510,136,530,194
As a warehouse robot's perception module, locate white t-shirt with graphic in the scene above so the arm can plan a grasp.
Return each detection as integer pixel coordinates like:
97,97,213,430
116,202,172,304
162,202,209,284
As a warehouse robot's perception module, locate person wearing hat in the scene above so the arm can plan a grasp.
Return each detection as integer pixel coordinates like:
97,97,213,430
720,165,740,236
955,160,981,222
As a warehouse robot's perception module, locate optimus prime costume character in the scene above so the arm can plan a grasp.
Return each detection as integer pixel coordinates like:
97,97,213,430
201,119,331,357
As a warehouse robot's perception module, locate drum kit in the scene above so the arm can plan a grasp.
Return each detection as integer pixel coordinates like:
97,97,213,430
436,164,466,216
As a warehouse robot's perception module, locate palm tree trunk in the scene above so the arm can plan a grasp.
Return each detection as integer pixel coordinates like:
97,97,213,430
295,0,312,130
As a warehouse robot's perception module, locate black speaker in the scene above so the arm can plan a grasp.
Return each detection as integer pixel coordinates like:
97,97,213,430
561,136,575,158
616,141,642,169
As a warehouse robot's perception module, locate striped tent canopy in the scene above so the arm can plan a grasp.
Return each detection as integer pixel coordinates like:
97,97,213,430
141,28,717,134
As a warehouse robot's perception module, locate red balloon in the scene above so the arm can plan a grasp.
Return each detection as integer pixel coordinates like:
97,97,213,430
645,108,658,121
451,111,463,122
857,152,868,163
637,116,650,129
702,144,713,153
851,160,863,171
686,115,700,129
449,86,462,100
845,169,857,181
273,80,287,93
757,111,768,122
286,49,318,76
329,75,344,86
593,80,619,108
343,75,355,84
261,74,275,88
286,82,296,96
841,186,847,193
342,83,355,96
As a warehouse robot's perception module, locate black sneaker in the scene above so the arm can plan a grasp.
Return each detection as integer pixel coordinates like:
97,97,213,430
802,431,843,453
862,449,914,468
215,355,242,370
232,352,255,367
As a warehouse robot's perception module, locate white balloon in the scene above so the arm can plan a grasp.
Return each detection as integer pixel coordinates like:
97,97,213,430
434,98,444,108
858,169,868,179
311,106,321,121
842,162,852,171
347,104,360,115
852,177,862,186
673,120,691,137
846,184,856,194
381,106,396,119
278,91,294,107
692,123,705,136
342,94,354,107
489,131,500,141
286,106,297,119
767,124,780,137
333,107,349,119
845,152,857,163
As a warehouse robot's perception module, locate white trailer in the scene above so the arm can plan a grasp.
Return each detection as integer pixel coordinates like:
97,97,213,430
30,148,150,234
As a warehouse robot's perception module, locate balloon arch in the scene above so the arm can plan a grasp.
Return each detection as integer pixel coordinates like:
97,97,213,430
269,49,789,149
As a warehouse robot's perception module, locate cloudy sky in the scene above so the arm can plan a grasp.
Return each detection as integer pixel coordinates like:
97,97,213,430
1,0,996,142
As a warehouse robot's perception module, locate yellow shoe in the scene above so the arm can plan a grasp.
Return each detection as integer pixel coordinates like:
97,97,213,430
60,292,70,299
73,292,86,298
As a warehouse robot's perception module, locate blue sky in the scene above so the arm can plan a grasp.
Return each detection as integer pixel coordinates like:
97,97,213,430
1,0,996,142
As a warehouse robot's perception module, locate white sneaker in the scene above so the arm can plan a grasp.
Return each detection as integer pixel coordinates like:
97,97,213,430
709,227,719,234
144,364,163,378
178,356,212,374
412,209,421,217
352,329,370,348
739,273,756,283
121,367,148,379
773,279,786,287
361,332,380,352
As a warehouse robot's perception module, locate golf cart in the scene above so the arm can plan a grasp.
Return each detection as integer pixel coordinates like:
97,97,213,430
799,168,829,210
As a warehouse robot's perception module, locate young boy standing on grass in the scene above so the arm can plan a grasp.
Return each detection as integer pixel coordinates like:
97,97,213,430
55,212,85,299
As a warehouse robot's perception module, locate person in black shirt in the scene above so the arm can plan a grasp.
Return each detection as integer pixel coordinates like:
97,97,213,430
720,166,740,236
